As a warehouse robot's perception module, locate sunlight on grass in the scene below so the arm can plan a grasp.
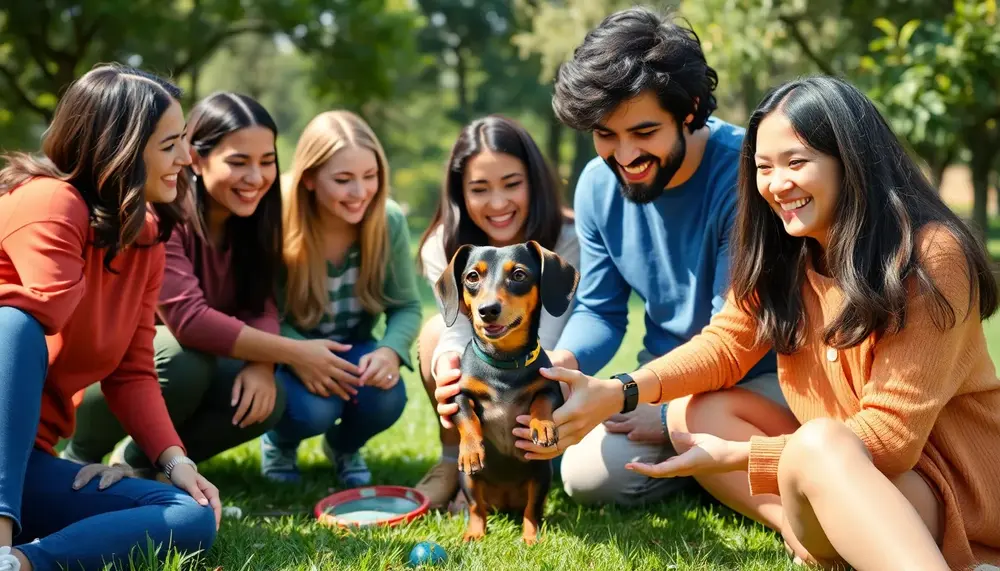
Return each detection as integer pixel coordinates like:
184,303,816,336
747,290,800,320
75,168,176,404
118,235,1000,570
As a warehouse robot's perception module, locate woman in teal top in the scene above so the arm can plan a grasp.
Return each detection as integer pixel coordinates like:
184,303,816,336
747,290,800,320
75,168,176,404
262,110,422,485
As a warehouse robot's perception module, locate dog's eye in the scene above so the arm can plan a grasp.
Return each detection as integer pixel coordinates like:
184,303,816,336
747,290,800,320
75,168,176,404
464,271,480,285
510,268,527,282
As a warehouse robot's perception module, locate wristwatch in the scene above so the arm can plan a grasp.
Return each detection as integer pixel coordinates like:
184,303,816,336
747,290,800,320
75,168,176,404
162,455,198,481
611,372,639,414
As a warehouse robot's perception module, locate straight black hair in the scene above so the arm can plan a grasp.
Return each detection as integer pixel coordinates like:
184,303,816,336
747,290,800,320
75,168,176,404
183,92,283,315
417,115,569,273
731,76,998,354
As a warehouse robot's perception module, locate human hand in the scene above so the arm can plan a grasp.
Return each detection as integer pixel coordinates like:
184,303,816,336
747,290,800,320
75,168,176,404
545,349,578,371
72,463,134,491
169,462,222,530
624,432,750,478
291,339,361,399
359,347,401,389
603,403,669,444
512,367,622,460
231,362,277,428
432,352,462,429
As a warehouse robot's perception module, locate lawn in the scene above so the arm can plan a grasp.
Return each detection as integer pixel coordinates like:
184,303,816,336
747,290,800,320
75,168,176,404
116,235,1000,571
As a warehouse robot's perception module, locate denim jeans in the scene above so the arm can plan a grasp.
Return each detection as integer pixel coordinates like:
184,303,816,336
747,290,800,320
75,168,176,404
0,306,216,570
266,340,407,454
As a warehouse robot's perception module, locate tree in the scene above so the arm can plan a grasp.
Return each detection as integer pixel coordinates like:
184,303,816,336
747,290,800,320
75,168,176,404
863,0,1000,234
0,0,418,148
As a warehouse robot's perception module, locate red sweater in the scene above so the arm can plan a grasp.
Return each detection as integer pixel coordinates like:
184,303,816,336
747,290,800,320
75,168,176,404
0,177,183,460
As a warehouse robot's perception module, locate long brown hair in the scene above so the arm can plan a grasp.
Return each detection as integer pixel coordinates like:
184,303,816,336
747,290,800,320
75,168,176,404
179,92,283,315
731,76,998,354
282,110,392,330
0,63,187,270
416,115,569,274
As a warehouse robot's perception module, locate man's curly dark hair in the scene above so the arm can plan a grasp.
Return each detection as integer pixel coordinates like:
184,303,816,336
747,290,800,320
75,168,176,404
552,6,718,133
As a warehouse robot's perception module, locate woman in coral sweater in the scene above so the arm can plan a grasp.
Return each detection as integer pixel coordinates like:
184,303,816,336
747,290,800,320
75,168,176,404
437,77,1000,571
0,64,219,571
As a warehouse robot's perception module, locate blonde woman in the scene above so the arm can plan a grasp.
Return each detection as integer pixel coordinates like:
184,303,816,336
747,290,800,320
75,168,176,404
260,111,422,485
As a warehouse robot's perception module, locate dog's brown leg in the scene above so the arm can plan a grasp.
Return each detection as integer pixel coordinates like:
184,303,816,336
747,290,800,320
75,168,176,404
527,388,560,448
453,394,486,475
522,473,551,544
464,478,488,541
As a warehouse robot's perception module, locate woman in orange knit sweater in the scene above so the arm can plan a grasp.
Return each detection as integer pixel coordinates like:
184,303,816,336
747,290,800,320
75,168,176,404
0,64,219,571
437,77,1000,570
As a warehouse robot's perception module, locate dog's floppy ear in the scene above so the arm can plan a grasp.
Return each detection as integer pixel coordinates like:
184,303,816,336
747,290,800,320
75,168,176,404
435,244,473,327
527,240,579,317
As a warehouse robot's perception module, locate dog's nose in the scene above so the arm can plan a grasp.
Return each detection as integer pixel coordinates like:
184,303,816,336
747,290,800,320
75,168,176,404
478,301,502,323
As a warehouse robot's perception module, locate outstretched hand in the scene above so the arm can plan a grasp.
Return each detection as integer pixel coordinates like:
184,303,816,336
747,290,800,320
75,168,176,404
625,432,750,478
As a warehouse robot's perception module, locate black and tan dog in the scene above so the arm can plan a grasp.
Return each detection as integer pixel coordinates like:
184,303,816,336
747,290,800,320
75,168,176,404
435,240,579,544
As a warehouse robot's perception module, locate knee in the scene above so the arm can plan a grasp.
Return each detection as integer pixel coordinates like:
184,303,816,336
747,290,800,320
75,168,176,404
160,491,218,553
666,392,732,452
260,377,288,431
371,382,408,429
560,441,646,507
779,418,867,492
160,350,215,394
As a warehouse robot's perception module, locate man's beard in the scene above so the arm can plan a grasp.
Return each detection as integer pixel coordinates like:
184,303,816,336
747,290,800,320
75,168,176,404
605,125,687,204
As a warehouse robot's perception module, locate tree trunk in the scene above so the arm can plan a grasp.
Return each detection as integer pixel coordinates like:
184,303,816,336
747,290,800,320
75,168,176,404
970,145,992,241
547,111,562,174
454,46,469,124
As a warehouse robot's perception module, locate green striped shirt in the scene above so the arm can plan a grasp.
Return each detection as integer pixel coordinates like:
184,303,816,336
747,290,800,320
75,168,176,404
278,199,423,369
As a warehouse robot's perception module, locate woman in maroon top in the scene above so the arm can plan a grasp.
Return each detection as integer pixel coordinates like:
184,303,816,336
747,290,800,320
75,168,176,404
63,92,358,476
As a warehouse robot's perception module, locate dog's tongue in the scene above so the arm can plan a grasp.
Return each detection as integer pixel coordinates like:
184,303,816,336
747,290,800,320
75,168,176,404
485,324,505,335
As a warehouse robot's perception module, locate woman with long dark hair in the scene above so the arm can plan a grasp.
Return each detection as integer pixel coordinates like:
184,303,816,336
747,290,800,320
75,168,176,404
0,63,218,571
414,115,578,509
440,78,1000,569
65,92,294,473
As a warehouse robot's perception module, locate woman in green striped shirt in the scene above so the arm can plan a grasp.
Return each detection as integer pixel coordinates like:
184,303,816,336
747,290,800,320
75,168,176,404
261,110,422,485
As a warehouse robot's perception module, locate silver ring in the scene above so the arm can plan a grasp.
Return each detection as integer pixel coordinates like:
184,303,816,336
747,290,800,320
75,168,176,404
387,374,393,380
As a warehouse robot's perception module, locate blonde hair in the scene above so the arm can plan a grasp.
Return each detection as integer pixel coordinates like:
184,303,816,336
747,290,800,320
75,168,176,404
282,110,391,330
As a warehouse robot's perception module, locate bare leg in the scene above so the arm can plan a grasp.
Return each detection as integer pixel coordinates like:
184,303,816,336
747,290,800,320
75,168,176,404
415,316,462,510
667,388,800,530
777,418,947,571
417,315,459,448
0,517,11,546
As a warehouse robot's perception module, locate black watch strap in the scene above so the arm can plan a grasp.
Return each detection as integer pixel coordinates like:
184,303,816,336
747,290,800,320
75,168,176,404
611,372,639,414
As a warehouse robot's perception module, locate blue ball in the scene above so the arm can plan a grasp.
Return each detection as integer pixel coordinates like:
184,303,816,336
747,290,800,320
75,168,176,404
408,541,447,567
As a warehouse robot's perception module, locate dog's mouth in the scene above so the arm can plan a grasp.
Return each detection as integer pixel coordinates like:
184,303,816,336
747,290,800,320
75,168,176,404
482,316,523,339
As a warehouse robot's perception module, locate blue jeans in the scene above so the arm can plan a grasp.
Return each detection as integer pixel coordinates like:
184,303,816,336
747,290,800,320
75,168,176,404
0,307,216,570
267,341,407,453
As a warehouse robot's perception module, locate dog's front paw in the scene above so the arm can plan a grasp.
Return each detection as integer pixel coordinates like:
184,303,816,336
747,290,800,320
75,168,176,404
458,440,486,474
529,419,558,447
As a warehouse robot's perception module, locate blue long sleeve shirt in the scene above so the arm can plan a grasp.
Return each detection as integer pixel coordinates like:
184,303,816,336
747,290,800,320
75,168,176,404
555,117,778,379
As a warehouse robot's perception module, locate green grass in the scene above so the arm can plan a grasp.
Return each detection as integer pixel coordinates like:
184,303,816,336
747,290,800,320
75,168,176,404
113,235,1000,571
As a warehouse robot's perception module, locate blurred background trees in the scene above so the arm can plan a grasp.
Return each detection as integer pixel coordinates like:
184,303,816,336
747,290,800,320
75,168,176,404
1,0,997,233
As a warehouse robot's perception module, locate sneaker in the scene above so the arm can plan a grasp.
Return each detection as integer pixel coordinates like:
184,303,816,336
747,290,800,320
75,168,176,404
415,459,460,510
260,433,301,483
0,546,20,571
322,438,371,488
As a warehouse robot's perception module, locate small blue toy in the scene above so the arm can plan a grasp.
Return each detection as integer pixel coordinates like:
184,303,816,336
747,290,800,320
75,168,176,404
407,541,447,567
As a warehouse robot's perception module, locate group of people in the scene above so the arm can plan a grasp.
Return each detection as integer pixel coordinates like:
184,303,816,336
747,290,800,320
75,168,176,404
0,5,998,571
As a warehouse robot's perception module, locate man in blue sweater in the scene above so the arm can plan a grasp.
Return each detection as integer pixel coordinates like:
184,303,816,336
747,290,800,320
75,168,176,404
544,7,785,506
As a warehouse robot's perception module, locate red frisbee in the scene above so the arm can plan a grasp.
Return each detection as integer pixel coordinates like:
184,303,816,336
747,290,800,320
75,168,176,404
314,485,430,529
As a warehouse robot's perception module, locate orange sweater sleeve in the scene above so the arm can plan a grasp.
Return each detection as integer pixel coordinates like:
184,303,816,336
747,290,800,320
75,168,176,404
100,242,184,462
748,228,976,495
643,292,770,403
0,181,89,334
